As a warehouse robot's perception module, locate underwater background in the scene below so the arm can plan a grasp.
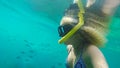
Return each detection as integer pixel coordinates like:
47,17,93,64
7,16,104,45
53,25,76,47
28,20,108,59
0,0,120,68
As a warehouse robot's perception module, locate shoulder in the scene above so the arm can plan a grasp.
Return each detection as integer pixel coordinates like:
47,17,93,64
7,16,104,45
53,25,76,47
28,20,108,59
86,45,101,55
85,45,109,68
85,45,105,60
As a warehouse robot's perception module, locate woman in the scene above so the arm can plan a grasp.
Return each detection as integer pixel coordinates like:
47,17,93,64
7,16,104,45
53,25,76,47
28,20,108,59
58,0,120,68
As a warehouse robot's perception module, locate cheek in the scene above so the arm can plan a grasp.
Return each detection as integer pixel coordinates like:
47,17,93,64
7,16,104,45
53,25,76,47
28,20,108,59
65,34,81,45
64,39,72,45
64,37,74,45
64,41,70,45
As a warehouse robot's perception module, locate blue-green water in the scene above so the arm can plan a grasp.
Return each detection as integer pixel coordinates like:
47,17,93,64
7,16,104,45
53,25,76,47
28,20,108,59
0,0,120,68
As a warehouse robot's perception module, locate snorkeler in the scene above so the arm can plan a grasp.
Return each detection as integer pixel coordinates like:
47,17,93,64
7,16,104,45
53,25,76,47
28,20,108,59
58,0,120,68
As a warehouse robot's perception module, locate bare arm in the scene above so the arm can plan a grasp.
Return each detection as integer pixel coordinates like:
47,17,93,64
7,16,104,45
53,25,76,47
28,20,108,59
86,0,120,15
86,45,109,68
101,0,120,15
86,0,96,7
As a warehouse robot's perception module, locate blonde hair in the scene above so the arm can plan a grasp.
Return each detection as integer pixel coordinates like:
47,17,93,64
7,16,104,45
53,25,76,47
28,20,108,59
60,13,109,48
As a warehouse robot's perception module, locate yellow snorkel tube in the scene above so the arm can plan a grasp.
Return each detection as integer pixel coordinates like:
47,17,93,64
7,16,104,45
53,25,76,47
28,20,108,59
58,0,85,44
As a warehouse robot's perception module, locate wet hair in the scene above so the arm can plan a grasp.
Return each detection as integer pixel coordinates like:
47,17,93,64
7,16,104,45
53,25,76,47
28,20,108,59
71,11,109,47
64,3,80,19
62,3,110,47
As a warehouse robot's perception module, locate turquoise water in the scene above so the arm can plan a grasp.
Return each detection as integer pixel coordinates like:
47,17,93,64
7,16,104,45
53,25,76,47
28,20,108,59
0,0,120,68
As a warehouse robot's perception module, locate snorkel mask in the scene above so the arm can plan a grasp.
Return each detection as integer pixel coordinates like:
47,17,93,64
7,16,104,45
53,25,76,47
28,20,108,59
58,0,85,44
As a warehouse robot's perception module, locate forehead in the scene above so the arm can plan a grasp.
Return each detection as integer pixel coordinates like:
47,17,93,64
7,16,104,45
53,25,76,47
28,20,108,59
60,16,78,25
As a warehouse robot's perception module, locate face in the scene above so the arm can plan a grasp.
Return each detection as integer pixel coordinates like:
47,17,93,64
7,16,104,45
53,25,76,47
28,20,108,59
64,33,80,45
64,36,73,45
58,16,79,44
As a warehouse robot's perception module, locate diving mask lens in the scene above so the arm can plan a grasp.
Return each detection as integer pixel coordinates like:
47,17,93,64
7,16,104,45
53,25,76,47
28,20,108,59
58,23,77,37
58,24,73,37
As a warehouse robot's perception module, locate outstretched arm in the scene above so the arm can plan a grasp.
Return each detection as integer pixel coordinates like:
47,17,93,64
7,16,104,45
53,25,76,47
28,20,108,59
86,0,96,7
101,0,120,15
86,0,120,15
